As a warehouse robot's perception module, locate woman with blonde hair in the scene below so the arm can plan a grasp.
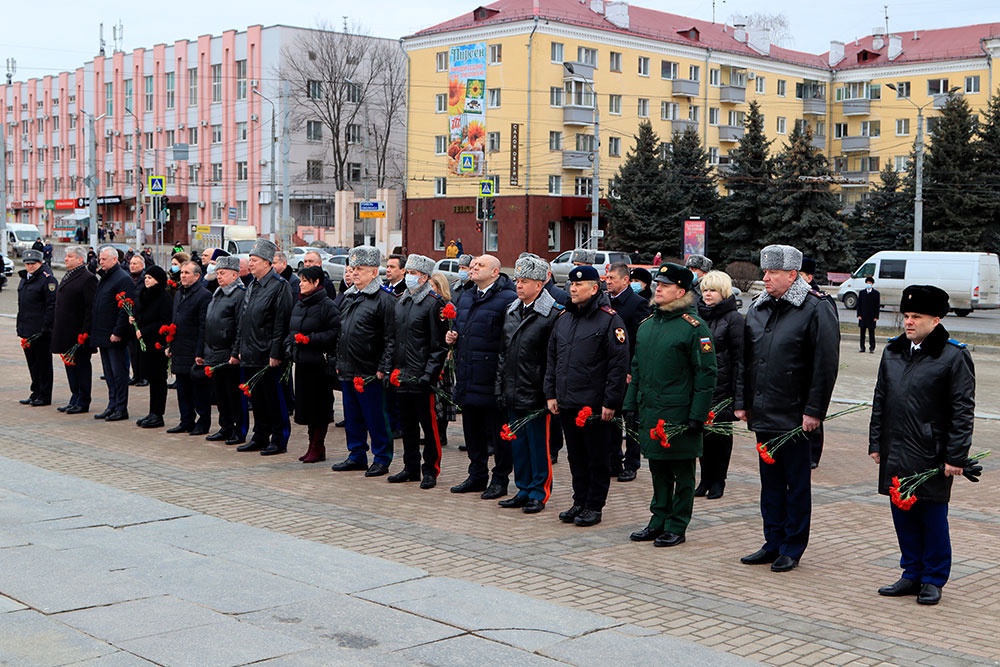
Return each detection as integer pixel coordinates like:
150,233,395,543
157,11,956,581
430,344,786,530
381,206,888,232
430,272,456,448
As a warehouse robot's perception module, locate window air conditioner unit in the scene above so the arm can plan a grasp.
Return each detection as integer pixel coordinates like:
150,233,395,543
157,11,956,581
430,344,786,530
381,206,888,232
747,72,756,80
250,114,258,121
200,120,208,127
250,79,258,88
178,123,185,129
198,200,206,208
105,129,113,136
115,130,122,136
156,126,163,132
259,159,267,166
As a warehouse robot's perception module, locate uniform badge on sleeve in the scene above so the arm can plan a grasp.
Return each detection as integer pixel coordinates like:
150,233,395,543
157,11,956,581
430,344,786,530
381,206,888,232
615,328,626,344
700,337,713,353
48,283,56,292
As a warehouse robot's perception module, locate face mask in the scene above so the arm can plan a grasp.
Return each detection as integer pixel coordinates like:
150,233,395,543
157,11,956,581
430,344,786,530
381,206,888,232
170,265,180,273
206,263,216,274
458,270,469,282
404,274,420,290
866,286,872,292
630,282,642,293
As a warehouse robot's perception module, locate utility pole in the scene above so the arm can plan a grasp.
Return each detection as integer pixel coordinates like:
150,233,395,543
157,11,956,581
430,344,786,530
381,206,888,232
913,108,925,252
252,87,277,240
87,114,100,245
280,80,291,252
1,129,8,258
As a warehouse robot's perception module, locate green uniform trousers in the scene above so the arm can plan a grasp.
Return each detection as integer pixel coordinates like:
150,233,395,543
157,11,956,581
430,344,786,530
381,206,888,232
647,458,696,535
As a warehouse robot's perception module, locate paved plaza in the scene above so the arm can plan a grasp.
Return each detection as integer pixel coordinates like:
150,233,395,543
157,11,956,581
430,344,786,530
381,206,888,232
0,290,998,666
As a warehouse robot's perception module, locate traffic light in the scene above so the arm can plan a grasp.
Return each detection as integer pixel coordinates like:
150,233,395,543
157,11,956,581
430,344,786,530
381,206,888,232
484,198,495,222
161,195,169,212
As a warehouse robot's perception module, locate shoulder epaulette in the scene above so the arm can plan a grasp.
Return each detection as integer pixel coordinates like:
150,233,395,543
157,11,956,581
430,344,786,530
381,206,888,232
639,313,653,326
600,305,617,316
380,284,394,293
887,334,901,343
681,313,701,327
428,290,443,300
947,338,968,349
552,302,565,311
809,288,828,299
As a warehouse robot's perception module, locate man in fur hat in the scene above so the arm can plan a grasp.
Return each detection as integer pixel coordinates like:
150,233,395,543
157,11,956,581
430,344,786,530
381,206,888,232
734,244,840,573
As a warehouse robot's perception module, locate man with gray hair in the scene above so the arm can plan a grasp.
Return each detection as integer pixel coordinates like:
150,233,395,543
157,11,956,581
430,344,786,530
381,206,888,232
303,250,338,298
91,246,138,421
51,245,98,414
735,244,840,572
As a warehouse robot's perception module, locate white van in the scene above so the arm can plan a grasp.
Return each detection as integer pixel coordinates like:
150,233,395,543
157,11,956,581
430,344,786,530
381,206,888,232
837,251,1000,316
6,223,43,257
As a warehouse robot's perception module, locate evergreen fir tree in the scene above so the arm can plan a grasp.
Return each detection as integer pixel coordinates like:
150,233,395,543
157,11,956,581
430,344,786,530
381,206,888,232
717,101,773,263
975,87,1000,252
660,127,718,257
761,123,852,277
848,163,912,260
604,121,667,256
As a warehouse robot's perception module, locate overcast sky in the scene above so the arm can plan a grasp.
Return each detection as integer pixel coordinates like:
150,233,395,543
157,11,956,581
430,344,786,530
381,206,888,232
3,0,997,81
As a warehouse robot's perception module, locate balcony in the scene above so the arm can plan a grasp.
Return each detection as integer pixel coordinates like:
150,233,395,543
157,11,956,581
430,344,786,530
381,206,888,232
671,79,700,97
718,125,745,142
563,105,596,126
811,135,826,151
671,119,699,134
840,99,871,115
715,161,736,176
933,92,961,109
719,85,746,104
802,98,826,115
562,150,594,170
839,171,871,186
562,60,595,81
840,135,871,152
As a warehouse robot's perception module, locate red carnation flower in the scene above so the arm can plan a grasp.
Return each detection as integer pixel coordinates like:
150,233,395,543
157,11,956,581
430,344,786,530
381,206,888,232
575,406,593,428
353,376,366,393
389,369,401,386
440,303,457,320
77,332,89,345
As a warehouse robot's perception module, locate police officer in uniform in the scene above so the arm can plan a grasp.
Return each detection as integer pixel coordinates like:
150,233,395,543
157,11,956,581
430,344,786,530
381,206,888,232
17,249,58,406
51,246,98,414
545,265,629,527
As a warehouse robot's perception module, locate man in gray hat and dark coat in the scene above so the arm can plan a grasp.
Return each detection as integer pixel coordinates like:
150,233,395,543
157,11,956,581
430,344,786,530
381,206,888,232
203,255,247,444
735,244,839,573
232,239,294,456
17,249,58,406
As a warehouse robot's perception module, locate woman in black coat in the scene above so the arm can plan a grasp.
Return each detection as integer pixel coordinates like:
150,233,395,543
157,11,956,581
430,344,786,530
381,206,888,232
287,266,341,463
132,266,173,428
695,270,744,499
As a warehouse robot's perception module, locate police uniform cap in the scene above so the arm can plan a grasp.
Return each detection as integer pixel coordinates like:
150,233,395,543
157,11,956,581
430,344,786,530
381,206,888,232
760,244,802,271
249,239,277,263
685,254,713,273
568,265,601,282
404,253,435,276
22,250,43,263
800,256,816,275
349,245,381,267
215,255,240,272
901,285,950,318
653,263,694,291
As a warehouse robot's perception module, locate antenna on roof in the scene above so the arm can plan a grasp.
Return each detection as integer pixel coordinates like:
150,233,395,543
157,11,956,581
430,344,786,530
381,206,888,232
884,5,890,38
712,0,727,24
5,58,15,86
99,22,106,57
112,20,124,53
343,16,348,32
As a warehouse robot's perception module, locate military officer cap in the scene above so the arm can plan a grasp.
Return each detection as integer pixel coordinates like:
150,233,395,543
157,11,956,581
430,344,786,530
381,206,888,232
22,249,43,263
514,256,549,281
404,254,435,276
457,254,473,267
568,265,601,282
653,262,694,291
518,251,541,260
685,254,712,273
215,255,240,272
901,285,950,318
800,256,817,275
349,245,381,267
249,239,277,263
759,244,803,271
570,249,596,264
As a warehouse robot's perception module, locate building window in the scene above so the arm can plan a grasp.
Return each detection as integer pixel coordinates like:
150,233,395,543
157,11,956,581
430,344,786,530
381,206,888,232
307,80,322,100
307,160,323,182
105,82,114,117
814,121,826,137
105,171,115,187
709,69,720,86
435,93,447,113
609,51,622,72
728,110,745,126
345,83,362,104
165,72,175,109
574,177,593,197
487,88,501,108
348,162,362,182
861,121,881,137
927,79,950,96
776,117,786,134
105,136,114,153
547,220,560,251
237,200,248,221
926,117,941,135
577,47,597,66
235,59,247,100
145,132,154,150
660,60,678,80
212,202,225,221
564,80,594,107
211,64,223,102
436,52,448,71
895,118,910,136
576,134,595,151
167,167,176,185
212,124,222,143
550,86,563,107
230,123,242,143
777,80,786,97
145,75,154,112
124,79,134,113
688,105,700,122
487,131,501,152
306,120,323,141
433,220,446,251
608,136,621,157
551,42,564,63
212,163,223,182
489,44,502,64
689,65,700,81
236,161,247,181
188,127,199,145
435,135,448,155
69,145,77,160
708,147,719,164
638,56,650,77
346,124,362,144
188,165,199,184
637,98,649,118
548,175,562,195
755,77,766,94
834,123,848,138
434,176,447,196
188,67,198,105
894,155,909,171
661,101,678,121
69,115,77,130
966,76,981,94
708,107,720,125
548,131,562,150
608,94,621,115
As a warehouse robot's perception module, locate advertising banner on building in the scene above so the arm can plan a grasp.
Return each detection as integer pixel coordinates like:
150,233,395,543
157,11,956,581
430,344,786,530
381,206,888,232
447,42,487,176
683,218,706,259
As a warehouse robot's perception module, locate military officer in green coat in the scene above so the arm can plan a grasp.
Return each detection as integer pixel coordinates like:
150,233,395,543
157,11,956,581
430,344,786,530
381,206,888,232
623,263,717,547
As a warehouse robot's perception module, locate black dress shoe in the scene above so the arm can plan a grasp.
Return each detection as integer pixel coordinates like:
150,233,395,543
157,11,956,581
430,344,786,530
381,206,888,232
878,578,921,597
57,405,71,412
30,398,51,406
65,405,88,415
334,419,346,427
617,469,637,482
105,411,128,422
205,430,229,442
522,499,545,514
917,583,942,605
94,410,112,420
574,509,602,527
237,441,266,452
166,424,192,434
741,548,779,565
225,436,246,446
136,413,153,426
770,555,799,572
388,469,419,483
706,482,725,499
330,458,367,471
141,416,164,429
260,444,287,456
19,397,35,405
419,475,437,489
498,495,530,508
128,378,138,386
365,462,389,477
654,532,686,547
135,379,149,387
559,505,583,523
450,478,487,494
629,526,664,542
693,481,709,497
481,483,508,500
189,425,209,436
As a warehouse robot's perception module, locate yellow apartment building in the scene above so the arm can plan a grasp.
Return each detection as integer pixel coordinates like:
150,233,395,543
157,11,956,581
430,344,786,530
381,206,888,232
401,0,1000,264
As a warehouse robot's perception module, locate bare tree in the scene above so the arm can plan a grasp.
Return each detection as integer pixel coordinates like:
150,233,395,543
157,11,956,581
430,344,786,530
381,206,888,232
367,42,407,190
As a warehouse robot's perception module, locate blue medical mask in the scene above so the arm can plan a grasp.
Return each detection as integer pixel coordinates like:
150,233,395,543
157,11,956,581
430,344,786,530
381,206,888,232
458,270,469,282
630,281,642,293
404,274,420,290
170,265,180,273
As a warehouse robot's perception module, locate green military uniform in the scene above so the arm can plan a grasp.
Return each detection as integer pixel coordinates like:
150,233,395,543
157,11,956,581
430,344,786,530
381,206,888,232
624,281,717,539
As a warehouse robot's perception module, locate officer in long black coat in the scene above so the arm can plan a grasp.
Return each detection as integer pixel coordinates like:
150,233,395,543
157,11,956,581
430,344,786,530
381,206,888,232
168,260,212,434
50,246,98,413
16,249,58,406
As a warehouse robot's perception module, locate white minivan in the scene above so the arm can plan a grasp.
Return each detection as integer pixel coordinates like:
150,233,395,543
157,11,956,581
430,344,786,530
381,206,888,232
837,251,1000,316
6,223,42,257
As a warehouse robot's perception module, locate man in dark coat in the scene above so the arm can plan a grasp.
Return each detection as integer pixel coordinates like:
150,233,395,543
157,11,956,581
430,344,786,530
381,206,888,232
273,251,300,298
302,249,338,298
203,256,247,444
735,245,840,573
384,254,407,297
869,285,976,606
167,261,212,435
16,249,58,406
447,254,518,499
51,246,98,414
605,261,652,481
91,246,137,421
545,265,630,528
857,276,880,354
232,239,294,456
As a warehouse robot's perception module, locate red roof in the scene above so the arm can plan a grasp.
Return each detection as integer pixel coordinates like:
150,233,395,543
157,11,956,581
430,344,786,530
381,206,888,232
830,23,1000,70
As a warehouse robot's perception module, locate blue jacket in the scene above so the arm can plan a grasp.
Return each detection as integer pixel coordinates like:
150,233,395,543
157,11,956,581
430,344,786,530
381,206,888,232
453,274,517,406
91,263,136,349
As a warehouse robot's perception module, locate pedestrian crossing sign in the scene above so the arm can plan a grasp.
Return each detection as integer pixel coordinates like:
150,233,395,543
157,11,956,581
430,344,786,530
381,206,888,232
459,153,476,173
147,175,165,195
479,180,495,197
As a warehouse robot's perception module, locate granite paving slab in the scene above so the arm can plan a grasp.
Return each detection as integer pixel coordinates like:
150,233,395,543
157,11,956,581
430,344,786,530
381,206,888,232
394,633,568,666
0,609,116,666
541,627,764,666
56,595,232,643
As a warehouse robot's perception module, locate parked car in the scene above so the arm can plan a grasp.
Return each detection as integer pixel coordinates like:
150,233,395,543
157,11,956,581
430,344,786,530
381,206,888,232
97,243,136,262
549,250,633,284
432,258,463,282
2,254,13,277
289,246,333,271
322,254,386,284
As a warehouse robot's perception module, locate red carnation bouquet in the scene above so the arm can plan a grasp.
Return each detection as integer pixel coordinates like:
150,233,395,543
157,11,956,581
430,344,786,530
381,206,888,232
757,403,869,464
116,292,145,351
60,332,89,366
238,366,270,397
353,375,376,393
203,363,229,378
19,333,44,349
294,333,310,345
889,450,991,510
439,302,457,328
499,408,549,441
575,406,596,427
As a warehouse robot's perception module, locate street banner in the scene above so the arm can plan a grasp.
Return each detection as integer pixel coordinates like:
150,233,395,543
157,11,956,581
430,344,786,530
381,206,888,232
447,42,487,176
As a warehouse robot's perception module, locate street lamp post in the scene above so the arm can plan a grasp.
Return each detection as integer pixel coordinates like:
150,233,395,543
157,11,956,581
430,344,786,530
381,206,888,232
885,83,960,252
564,62,600,250
252,88,278,241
